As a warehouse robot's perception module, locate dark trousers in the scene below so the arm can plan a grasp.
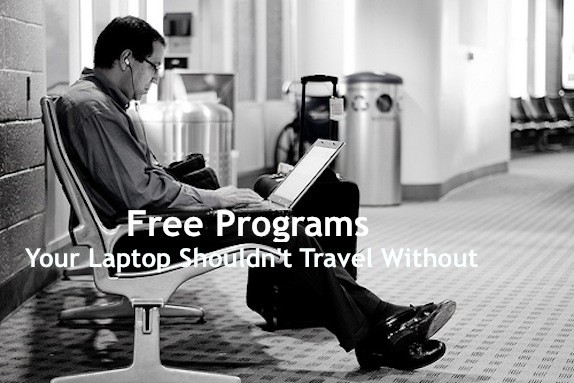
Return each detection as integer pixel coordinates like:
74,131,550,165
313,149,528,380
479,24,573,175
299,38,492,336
115,221,382,351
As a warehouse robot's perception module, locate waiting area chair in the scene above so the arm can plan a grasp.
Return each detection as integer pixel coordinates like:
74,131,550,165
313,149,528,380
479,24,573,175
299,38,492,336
528,97,562,130
41,95,284,382
545,96,574,129
510,95,574,151
510,97,538,131
560,91,574,119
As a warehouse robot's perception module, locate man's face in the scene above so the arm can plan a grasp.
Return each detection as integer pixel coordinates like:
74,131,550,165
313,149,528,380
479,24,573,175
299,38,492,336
131,40,164,100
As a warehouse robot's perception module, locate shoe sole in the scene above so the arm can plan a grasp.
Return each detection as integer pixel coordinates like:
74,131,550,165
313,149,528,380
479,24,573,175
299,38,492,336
387,300,456,350
424,300,457,339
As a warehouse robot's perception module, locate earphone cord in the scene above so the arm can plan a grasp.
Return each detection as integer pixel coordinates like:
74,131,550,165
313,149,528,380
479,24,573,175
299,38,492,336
128,64,163,167
135,105,163,166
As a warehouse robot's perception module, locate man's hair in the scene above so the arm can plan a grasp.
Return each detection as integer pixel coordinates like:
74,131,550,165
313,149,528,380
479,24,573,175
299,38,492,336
94,16,166,68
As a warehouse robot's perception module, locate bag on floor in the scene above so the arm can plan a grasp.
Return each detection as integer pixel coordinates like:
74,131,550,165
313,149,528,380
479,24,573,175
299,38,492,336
249,167,360,330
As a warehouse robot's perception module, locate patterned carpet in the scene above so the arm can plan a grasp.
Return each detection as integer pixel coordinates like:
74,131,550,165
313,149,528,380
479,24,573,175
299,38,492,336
1,149,574,382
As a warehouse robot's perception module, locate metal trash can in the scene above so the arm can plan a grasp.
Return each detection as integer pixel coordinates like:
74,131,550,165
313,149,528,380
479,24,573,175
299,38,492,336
343,72,403,205
137,101,233,186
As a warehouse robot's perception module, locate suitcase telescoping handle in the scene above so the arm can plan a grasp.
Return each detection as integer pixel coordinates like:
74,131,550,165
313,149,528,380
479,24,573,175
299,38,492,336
299,74,339,158
301,75,338,86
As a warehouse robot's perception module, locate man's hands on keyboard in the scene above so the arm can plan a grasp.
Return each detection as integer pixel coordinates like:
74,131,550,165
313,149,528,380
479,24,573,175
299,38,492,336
212,186,263,208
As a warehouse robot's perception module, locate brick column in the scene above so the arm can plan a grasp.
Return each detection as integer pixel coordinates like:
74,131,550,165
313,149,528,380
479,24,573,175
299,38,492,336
0,0,55,320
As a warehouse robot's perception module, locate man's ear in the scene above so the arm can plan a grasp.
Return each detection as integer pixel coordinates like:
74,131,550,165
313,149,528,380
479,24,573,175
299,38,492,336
120,49,132,70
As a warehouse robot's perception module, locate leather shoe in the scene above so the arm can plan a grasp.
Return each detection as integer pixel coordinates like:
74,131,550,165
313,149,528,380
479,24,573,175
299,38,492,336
356,339,446,370
382,300,456,351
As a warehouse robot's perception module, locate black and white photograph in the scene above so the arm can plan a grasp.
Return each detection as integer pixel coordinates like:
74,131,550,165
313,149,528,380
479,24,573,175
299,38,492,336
0,0,573,382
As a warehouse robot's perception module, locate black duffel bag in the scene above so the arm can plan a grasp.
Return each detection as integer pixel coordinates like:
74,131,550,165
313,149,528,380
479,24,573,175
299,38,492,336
165,153,220,190
248,167,360,330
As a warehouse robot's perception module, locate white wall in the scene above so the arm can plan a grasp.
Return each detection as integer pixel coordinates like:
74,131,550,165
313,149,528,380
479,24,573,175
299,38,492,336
438,0,510,182
353,0,443,184
295,0,346,78
299,0,510,186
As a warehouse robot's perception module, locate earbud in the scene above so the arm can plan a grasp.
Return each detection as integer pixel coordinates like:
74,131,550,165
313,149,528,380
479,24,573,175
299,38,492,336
124,58,131,66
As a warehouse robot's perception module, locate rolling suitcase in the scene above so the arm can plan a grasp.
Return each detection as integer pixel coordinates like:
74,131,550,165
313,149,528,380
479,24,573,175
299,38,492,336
247,75,360,330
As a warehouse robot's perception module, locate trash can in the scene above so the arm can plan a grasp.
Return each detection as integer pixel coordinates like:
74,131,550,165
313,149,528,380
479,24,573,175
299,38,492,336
343,72,403,205
137,101,234,186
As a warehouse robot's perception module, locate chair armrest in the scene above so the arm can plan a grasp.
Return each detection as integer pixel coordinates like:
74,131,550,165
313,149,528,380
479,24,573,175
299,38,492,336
101,243,285,303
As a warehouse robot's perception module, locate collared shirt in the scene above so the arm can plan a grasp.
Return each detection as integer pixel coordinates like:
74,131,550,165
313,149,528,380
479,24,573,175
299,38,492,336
56,68,215,221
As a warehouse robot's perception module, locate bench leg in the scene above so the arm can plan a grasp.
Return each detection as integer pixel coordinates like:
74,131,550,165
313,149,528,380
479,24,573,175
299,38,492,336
52,307,237,383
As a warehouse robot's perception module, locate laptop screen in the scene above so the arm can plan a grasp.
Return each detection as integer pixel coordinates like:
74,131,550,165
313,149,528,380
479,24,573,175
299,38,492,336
269,140,345,207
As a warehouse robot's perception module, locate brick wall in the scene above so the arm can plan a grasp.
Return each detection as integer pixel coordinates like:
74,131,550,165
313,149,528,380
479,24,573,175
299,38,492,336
0,0,52,320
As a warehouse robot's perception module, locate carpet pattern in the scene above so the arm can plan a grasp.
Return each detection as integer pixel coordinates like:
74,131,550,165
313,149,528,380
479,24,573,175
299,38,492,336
1,149,573,382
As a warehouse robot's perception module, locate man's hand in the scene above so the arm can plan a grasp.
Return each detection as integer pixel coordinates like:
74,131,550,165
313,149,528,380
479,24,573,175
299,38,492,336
212,185,263,208
277,162,294,175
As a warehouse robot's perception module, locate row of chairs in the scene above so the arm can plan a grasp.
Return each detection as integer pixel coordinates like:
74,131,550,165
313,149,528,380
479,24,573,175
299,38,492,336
510,94,574,132
510,94,574,151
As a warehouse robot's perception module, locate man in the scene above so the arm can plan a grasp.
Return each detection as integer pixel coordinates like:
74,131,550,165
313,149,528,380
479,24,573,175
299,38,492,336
56,16,456,370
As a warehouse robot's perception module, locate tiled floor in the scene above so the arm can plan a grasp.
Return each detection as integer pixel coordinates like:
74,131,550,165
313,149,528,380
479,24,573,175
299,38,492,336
1,149,574,382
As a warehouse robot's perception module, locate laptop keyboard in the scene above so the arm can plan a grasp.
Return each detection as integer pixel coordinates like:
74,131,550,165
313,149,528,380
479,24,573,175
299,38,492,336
232,200,288,213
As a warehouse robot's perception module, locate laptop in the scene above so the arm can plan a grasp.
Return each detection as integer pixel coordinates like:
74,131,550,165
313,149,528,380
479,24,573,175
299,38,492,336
232,139,345,215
